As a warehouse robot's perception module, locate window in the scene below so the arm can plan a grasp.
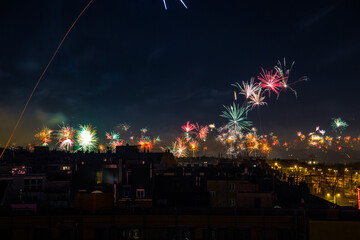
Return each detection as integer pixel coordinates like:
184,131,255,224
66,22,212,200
118,228,141,240
229,183,235,191
229,199,236,207
209,191,216,198
62,166,70,171
136,189,145,199
96,171,103,184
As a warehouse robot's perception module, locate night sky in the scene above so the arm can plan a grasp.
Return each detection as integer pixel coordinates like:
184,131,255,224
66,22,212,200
1,0,360,147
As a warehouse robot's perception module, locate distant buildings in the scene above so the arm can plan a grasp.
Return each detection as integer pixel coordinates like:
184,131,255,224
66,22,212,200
0,145,360,239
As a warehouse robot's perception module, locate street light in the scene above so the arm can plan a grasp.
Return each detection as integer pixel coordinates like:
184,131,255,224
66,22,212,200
334,193,340,204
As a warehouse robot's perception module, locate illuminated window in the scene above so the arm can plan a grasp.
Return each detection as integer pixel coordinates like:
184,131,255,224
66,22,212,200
96,171,102,184
62,166,70,171
118,228,141,240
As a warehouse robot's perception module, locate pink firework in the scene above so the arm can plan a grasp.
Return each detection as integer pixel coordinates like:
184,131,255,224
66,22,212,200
181,121,196,133
195,124,209,141
257,68,283,97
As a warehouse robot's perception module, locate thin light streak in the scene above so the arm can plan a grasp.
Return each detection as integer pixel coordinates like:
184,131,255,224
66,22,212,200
0,0,94,160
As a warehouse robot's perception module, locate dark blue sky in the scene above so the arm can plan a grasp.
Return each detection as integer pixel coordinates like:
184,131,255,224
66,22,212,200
0,0,360,146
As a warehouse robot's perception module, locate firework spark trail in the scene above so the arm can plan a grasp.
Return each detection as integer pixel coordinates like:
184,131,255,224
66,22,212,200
0,0,94,161
163,0,188,10
179,0,188,8
163,0,168,10
274,58,309,99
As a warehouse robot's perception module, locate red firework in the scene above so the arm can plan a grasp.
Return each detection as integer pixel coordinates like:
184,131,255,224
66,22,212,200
257,68,283,97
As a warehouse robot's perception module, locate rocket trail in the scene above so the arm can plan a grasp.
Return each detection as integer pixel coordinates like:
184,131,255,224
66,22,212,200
0,0,94,160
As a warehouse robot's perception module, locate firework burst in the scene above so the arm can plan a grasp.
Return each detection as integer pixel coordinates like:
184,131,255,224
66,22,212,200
189,140,199,157
220,103,252,133
106,131,123,150
182,121,196,141
109,140,124,150
138,136,153,151
247,88,267,110
232,78,261,100
331,118,348,134
153,136,161,144
116,123,131,132
76,124,98,152
195,124,209,142
57,124,75,151
35,127,53,146
106,131,120,141
257,68,283,97
182,121,196,133
170,137,187,158
140,128,148,135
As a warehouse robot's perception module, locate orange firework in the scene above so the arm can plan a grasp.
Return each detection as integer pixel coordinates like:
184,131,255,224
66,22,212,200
35,127,53,146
